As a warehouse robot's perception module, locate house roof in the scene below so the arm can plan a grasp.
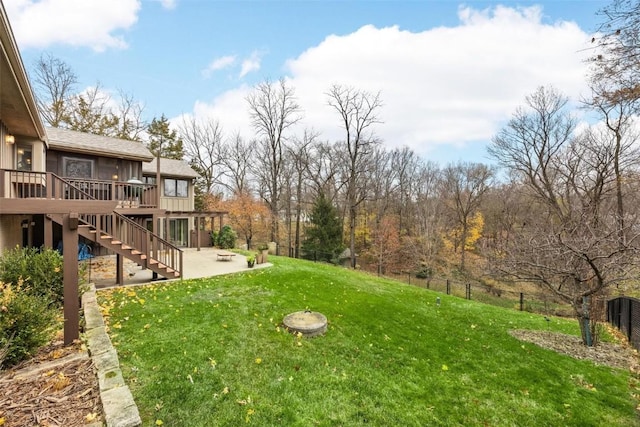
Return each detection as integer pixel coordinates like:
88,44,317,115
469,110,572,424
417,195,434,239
45,127,154,161
0,3,46,141
143,157,199,179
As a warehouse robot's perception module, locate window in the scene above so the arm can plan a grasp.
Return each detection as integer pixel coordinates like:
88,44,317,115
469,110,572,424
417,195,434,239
63,157,93,178
143,176,156,185
169,218,189,246
164,178,188,197
17,145,32,171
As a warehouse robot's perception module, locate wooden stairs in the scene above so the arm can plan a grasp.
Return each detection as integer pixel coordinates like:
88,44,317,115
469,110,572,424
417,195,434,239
50,210,182,280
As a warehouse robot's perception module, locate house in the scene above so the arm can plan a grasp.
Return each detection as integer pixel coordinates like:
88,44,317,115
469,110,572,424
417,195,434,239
0,3,224,342
141,158,225,249
142,157,198,247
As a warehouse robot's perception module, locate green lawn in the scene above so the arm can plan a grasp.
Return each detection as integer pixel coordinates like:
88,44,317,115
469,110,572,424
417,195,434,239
98,256,639,426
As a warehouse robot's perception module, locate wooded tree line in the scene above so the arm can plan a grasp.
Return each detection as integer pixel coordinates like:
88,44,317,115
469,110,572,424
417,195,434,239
30,0,640,345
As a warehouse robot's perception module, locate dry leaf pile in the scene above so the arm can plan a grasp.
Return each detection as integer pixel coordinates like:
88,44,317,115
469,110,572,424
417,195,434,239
0,339,103,427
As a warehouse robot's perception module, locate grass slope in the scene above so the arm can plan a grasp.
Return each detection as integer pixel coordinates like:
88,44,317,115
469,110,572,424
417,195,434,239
99,256,638,426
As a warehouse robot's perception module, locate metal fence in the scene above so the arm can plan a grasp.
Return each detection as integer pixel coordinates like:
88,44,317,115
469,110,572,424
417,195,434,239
297,249,573,316
607,297,640,351
391,274,573,315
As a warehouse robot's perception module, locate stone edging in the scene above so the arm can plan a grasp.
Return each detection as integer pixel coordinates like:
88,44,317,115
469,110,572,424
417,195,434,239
82,284,142,427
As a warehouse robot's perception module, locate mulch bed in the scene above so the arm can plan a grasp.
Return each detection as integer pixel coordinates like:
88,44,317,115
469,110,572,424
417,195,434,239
0,338,103,427
509,329,640,371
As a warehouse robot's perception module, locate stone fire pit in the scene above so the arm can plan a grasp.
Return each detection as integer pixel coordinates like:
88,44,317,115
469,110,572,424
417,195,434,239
283,310,327,337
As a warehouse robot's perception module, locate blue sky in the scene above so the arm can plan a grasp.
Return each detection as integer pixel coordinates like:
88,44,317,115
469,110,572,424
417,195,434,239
6,0,608,165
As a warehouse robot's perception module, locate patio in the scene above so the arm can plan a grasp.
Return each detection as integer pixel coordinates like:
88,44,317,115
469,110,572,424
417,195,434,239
89,247,268,288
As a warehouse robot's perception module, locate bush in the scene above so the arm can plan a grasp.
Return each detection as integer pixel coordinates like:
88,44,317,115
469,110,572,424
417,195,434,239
0,281,58,368
0,246,63,306
415,266,433,279
216,225,237,249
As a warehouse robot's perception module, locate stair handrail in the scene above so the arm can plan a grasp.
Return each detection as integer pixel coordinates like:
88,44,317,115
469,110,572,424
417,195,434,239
78,210,183,278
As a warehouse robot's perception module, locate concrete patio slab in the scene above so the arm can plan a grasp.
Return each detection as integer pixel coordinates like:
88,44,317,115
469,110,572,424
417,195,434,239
91,248,270,289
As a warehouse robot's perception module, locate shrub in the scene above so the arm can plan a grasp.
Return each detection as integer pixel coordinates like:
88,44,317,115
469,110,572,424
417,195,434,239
415,266,433,279
0,281,58,368
0,246,63,306
216,225,237,249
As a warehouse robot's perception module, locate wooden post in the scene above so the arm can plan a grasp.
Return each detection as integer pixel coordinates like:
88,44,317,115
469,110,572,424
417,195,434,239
63,213,79,345
44,214,53,248
116,253,124,285
196,216,201,251
520,293,524,311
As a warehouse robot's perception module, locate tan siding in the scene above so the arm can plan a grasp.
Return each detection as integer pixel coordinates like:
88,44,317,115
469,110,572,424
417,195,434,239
160,196,194,211
0,215,25,251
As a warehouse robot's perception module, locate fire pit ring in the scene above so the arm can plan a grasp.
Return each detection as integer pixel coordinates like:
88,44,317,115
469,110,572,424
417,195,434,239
283,310,327,337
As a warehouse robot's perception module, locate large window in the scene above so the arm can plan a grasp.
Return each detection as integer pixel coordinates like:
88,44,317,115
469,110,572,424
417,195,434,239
164,178,188,197
63,157,93,178
169,218,189,246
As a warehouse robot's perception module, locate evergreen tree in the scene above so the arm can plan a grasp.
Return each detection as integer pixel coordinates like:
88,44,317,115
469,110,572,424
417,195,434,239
147,115,184,159
302,193,344,263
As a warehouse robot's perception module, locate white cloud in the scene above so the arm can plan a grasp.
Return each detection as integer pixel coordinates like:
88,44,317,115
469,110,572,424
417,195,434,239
239,51,263,78
202,55,237,78
182,85,253,138
5,0,141,52
188,5,593,160
155,0,177,10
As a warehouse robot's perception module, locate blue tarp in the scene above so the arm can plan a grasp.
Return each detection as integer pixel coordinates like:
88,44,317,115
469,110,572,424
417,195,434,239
56,241,94,260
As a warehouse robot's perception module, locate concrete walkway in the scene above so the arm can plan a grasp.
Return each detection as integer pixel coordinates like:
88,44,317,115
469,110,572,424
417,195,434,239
91,247,270,288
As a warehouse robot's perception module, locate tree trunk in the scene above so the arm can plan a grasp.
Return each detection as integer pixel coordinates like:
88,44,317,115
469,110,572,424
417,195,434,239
350,205,357,269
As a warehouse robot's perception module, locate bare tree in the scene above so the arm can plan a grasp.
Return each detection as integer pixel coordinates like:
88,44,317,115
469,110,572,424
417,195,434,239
31,53,78,127
327,84,383,268
440,162,493,270
247,78,302,249
591,0,640,93
583,80,640,246
390,146,422,235
488,86,640,346
306,140,341,201
31,54,146,139
220,133,253,195
65,84,119,135
414,161,444,264
287,129,318,257
178,116,226,197
112,89,146,141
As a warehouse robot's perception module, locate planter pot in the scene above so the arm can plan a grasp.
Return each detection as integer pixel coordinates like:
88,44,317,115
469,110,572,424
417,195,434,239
247,261,255,268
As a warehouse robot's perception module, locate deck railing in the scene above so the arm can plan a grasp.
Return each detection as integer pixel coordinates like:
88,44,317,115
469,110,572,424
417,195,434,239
61,178,158,208
0,169,181,277
1,170,94,200
1,169,157,208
